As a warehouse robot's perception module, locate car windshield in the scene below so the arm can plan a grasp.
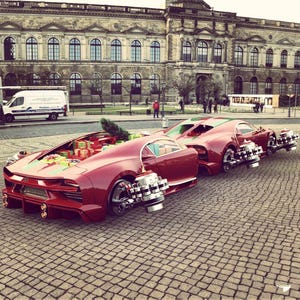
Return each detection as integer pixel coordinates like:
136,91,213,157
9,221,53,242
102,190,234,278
166,124,194,137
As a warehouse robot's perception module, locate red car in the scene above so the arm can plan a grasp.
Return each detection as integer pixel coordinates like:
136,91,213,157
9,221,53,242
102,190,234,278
163,117,299,175
2,132,198,222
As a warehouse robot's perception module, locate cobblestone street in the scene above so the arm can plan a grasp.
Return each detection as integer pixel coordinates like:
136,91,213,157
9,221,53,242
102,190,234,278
0,126,300,299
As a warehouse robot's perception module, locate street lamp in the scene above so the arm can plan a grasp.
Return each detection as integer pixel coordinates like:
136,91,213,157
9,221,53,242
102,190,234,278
288,84,293,118
161,82,166,117
0,77,6,125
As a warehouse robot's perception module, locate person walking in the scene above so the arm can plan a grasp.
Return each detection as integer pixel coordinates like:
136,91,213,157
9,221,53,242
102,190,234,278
152,100,160,118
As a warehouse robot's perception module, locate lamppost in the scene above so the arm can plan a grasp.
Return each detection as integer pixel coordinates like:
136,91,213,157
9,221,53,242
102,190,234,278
288,84,293,118
0,77,5,125
161,82,166,117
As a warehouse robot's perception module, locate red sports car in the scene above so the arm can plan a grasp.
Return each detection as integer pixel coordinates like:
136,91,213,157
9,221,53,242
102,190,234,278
2,132,198,222
163,117,299,175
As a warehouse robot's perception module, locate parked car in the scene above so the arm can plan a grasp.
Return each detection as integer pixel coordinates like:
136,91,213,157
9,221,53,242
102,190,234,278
2,131,198,222
163,117,299,175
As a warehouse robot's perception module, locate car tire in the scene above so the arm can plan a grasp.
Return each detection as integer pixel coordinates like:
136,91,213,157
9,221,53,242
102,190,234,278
109,179,133,216
5,114,14,123
222,147,235,173
48,113,58,121
266,134,277,155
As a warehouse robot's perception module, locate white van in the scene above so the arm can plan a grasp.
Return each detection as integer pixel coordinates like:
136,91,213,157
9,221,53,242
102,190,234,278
3,90,69,122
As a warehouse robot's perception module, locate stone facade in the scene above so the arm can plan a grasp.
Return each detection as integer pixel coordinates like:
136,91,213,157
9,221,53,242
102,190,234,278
1,0,300,105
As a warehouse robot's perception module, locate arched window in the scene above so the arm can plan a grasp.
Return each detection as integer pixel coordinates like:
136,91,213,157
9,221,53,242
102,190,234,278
250,47,259,67
48,37,60,61
70,73,82,95
111,39,121,62
197,41,208,62
234,76,243,94
234,46,243,66
131,73,141,94
111,73,122,95
150,74,160,94
182,41,192,62
250,77,258,94
265,77,273,94
4,37,15,60
27,73,40,85
280,50,288,68
90,38,101,61
91,73,102,95
131,40,141,62
266,48,273,67
69,38,81,61
279,78,287,95
294,50,300,69
213,43,222,63
48,73,61,86
26,37,38,60
294,78,300,95
150,41,160,63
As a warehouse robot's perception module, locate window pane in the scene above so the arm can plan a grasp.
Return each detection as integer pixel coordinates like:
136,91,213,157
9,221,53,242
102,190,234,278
131,40,141,62
69,38,81,61
48,37,60,60
26,37,38,60
90,38,101,61
150,41,160,63
111,39,121,62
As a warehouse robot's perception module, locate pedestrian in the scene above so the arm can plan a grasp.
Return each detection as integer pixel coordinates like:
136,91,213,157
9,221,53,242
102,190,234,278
208,98,213,114
152,100,160,118
203,99,207,113
213,99,218,113
178,98,184,112
260,102,264,113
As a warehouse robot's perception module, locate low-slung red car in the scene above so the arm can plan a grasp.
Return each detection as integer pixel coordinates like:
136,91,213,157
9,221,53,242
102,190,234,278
2,132,198,222
163,117,298,175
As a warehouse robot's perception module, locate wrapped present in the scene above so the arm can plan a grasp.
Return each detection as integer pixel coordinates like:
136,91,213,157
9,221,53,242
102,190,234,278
58,150,73,158
74,140,91,149
74,148,94,159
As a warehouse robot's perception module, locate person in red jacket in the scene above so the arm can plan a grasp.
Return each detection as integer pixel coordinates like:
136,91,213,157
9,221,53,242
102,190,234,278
152,100,160,118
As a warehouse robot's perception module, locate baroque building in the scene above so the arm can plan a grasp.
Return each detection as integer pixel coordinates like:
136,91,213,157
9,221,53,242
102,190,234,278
1,0,300,106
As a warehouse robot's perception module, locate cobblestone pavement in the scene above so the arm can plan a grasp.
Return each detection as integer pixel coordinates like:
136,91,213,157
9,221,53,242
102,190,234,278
1,124,300,299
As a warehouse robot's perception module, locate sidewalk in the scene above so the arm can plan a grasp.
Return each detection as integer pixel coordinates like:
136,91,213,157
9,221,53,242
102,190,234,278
0,106,298,128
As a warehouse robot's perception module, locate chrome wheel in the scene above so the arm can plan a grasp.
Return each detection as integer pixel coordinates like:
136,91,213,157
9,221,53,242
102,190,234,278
222,148,235,173
267,135,276,155
109,179,132,216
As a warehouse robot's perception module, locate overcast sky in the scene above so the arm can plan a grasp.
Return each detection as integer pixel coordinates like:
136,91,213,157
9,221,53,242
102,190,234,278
31,0,300,23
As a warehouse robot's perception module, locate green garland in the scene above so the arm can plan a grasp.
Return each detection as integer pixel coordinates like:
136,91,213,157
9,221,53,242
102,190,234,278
100,118,130,141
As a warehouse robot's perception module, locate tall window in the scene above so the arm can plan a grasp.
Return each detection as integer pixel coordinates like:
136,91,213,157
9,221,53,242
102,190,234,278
213,43,222,63
150,74,160,94
265,78,273,94
90,38,101,61
69,38,81,61
27,73,40,85
48,73,61,86
294,50,300,69
4,37,15,60
48,37,60,61
234,76,243,94
294,78,300,95
111,39,121,62
250,77,258,94
234,46,243,66
26,37,38,60
70,73,82,95
250,47,259,67
266,48,273,67
91,73,102,95
279,78,287,95
111,73,122,95
280,50,288,68
131,73,141,94
150,41,160,63
197,41,208,62
182,41,192,62
131,40,141,62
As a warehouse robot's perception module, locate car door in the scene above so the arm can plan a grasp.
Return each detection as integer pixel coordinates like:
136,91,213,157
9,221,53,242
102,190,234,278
142,139,198,185
236,122,266,147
